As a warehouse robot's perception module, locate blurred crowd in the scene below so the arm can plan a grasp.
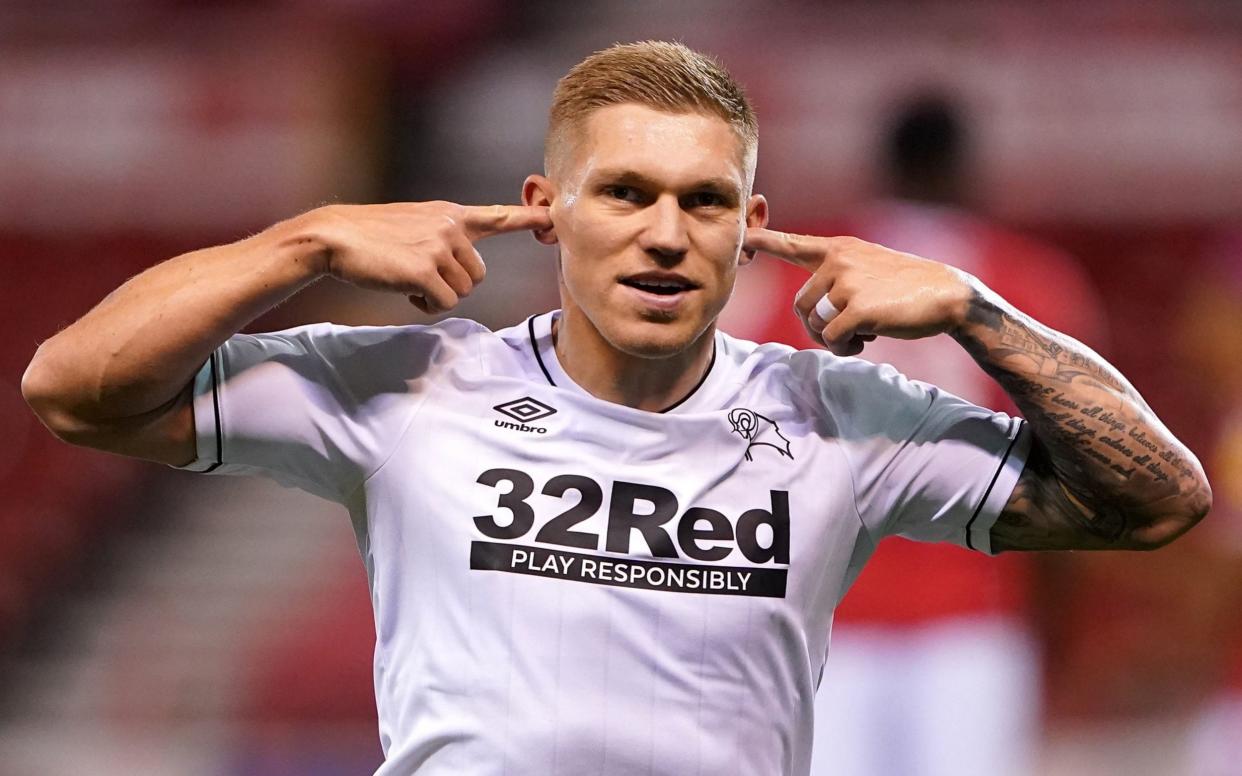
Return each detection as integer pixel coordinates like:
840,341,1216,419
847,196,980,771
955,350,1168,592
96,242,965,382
2,2,1241,775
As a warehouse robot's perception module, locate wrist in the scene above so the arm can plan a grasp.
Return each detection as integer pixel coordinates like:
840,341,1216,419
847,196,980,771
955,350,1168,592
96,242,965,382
946,275,1016,350
943,269,987,338
268,207,336,281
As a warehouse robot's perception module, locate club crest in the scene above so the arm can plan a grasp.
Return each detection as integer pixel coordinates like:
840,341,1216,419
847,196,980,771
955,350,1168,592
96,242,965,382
728,408,794,462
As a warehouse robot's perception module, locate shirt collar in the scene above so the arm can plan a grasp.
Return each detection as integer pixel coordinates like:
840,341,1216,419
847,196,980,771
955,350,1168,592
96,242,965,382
527,310,723,415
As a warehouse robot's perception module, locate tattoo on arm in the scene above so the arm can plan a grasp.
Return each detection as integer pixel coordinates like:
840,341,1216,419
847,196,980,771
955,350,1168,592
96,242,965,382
992,434,1130,552
954,287,1210,551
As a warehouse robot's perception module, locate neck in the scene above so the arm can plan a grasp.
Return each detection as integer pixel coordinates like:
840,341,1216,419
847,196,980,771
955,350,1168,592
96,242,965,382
552,309,715,412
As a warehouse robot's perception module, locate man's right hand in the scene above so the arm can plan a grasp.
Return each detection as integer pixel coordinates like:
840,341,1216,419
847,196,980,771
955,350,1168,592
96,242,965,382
304,201,552,314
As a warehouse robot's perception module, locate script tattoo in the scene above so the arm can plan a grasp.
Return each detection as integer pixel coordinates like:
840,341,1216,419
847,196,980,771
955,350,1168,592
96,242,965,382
953,289,1210,551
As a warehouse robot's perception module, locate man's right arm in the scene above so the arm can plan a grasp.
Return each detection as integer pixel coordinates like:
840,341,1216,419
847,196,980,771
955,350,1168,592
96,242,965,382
21,202,551,466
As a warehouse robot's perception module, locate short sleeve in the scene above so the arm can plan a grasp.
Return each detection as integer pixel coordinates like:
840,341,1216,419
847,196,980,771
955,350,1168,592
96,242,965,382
174,320,471,503
819,356,1031,555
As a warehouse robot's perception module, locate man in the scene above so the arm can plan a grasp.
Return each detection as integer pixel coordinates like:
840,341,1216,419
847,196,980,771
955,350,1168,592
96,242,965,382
22,42,1210,776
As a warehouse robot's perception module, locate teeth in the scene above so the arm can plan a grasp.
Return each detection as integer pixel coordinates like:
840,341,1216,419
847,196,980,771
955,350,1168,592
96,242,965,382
634,279,683,288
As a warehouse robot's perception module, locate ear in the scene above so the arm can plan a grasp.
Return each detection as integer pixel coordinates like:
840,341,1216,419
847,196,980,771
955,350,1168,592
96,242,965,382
522,174,558,245
740,193,769,266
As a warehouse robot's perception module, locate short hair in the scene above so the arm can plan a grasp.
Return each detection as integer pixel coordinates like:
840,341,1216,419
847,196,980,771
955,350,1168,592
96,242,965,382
546,41,758,179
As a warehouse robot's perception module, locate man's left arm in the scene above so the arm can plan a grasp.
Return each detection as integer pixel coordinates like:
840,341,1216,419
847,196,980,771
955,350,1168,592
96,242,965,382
744,228,1212,552
951,287,1211,551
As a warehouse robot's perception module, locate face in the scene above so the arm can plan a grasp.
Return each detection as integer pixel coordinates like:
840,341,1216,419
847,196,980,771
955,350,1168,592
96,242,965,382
524,103,767,359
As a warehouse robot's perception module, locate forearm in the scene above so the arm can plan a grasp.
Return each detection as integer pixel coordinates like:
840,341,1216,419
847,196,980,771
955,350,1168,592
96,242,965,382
23,212,327,427
951,281,1211,549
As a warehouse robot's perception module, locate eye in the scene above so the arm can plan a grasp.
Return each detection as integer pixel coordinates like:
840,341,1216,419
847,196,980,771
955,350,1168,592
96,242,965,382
604,185,641,203
684,191,726,208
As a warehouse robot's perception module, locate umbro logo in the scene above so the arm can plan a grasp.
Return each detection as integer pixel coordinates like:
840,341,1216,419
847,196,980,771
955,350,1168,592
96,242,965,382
494,397,557,434
495,397,557,422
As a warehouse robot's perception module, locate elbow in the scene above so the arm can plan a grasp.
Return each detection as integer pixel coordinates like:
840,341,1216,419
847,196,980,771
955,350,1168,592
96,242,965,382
1177,478,1214,539
21,350,92,444
1131,480,1213,551
21,351,58,423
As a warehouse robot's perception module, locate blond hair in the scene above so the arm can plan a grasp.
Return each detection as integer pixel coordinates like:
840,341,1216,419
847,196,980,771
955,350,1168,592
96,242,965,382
545,41,757,178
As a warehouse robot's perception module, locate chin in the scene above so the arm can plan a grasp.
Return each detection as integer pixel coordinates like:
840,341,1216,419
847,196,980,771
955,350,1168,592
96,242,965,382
603,315,706,359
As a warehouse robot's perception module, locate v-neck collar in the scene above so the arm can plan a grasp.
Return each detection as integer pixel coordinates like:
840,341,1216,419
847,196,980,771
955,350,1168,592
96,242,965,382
526,311,722,415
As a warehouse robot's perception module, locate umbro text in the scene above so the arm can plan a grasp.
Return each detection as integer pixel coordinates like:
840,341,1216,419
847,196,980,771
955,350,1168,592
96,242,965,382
494,419,548,434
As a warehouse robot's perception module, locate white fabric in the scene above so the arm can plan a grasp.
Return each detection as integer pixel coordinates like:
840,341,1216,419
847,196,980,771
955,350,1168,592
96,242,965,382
176,310,1029,776
1190,692,1242,776
810,618,1039,776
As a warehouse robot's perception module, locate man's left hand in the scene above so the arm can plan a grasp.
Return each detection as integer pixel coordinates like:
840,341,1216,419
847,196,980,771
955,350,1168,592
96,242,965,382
743,227,975,357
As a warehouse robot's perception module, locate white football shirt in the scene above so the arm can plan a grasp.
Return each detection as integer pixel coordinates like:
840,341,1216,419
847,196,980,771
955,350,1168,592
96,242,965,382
177,310,1030,775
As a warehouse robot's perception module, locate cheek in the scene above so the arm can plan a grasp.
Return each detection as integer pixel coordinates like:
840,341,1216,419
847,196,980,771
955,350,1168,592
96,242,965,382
559,209,630,264
696,222,746,276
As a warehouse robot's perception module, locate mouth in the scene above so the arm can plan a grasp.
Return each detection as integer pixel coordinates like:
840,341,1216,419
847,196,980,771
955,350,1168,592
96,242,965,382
618,272,699,297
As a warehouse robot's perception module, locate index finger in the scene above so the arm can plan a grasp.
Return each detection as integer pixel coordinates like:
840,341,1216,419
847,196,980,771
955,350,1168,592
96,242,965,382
742,227,828,271
463,205,553,240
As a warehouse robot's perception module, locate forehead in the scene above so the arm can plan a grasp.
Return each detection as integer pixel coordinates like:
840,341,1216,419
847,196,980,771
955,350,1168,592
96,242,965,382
568,103,749,187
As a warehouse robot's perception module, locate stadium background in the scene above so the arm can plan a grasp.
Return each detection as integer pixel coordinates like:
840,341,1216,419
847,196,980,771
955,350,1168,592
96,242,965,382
2,1,1241,773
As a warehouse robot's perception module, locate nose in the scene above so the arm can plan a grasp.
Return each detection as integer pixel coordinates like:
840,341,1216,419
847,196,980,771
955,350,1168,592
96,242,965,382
637,194,690,261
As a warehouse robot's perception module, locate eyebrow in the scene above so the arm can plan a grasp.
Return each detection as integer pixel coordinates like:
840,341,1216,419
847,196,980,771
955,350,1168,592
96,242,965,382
590,169,742,197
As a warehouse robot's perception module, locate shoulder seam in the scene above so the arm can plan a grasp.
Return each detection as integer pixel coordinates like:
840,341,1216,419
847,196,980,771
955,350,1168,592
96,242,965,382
782,351,877,542
340,332,447,502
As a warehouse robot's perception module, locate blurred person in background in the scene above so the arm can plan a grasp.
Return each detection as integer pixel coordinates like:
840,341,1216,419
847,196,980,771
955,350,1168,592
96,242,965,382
1175,231,1242,776
741,94,1107,776
20,41,1210,776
